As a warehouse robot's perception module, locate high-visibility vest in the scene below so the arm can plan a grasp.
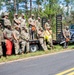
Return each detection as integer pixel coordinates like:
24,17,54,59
44,30,52,41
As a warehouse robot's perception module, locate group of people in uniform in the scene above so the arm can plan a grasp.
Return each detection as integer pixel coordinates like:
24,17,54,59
0,12,71,58
0,12,54,57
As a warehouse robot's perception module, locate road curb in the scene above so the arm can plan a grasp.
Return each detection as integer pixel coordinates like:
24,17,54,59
0,49,74,65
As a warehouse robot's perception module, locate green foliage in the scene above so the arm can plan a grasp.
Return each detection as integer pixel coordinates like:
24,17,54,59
0,0,74,33
0,0,5,10
0,44,74,63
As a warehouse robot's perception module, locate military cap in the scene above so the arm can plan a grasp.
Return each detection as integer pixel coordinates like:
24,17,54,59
39,27,43,30
65,26,69,29
21,13,24,16
7,24,11,26
48,19,50,22
4,12,9,16
38,17,40,19
31,14,34,16
14,13,18,16
14,26,20,28
47,26,51,29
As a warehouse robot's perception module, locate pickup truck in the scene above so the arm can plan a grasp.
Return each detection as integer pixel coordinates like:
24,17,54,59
69,24,74,42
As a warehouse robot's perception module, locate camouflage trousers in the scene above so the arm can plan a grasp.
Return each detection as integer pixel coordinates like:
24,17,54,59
14,41,20,55
39,38,48,50
0,44,3,56
47,38,53,47
21,40,29,53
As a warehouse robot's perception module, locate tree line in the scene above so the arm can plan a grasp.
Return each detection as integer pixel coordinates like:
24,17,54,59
0,0,74,33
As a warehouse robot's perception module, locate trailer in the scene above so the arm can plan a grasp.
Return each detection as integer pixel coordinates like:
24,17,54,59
55,14,64,44
29,17,47,52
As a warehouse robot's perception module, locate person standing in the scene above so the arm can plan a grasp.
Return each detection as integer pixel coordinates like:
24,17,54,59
3,25,13,56
20,26,29,53
12,26,20,55
35,17,42,33
18,13,26,28
13,13,20,26
3,12,11,28
44,19,50,30
0,23,3,57
63,26,70,48
28,14,36,39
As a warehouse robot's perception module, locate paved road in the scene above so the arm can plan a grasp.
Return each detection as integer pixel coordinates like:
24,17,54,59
0,50,74,75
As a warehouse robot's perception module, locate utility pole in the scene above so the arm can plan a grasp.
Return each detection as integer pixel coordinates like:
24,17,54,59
30,0,32,16
14,0,18,13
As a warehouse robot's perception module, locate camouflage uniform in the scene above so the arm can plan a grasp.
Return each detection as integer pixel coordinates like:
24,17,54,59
63,26,70,48
3,12,11,27
3,25,13,55
35,17,41,33
44,27,53,49
45,20,50,30
28,14,36,39
21,27,29,53
18,13,26,28
13,13,20,26
3,28,12,40
12,26,20,54
0,25,3,56
38,27,48,50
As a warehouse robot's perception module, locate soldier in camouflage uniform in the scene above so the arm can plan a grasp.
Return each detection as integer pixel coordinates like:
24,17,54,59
12,26,20,55
44,26,53,49
18,13,26,28
21,26,29,53
3,12,11,28
35,17,41,33
28,14,36,39
13,13,20,26
38,27,48,51
44,19,50,30
3,24,13,56
0,23,3,57
63,26,70,48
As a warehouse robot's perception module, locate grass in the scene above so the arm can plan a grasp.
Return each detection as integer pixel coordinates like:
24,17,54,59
0,44,74,63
